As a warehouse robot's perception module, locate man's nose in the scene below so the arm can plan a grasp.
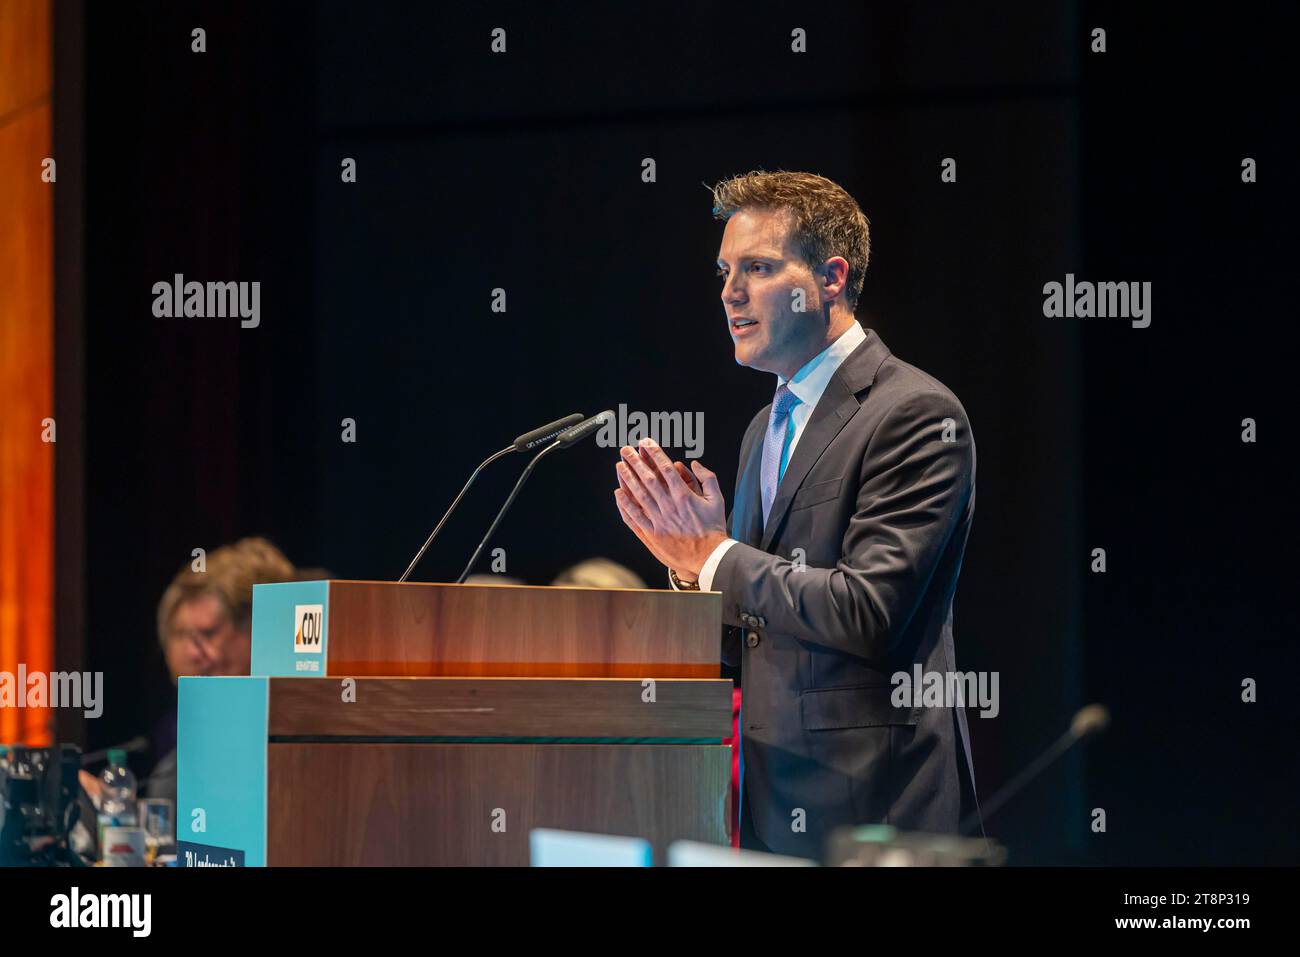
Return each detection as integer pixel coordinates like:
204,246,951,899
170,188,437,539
721,272,746,306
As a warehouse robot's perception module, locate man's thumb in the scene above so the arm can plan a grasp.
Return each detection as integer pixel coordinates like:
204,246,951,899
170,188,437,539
691,460,721,497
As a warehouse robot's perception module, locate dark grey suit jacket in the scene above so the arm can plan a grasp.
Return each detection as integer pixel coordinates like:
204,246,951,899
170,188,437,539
713,325,982,856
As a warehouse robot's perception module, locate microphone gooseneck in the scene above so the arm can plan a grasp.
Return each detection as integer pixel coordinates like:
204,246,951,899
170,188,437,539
398,445,514,583
959,702,1111,836
397,413,584,583
456,411,613,584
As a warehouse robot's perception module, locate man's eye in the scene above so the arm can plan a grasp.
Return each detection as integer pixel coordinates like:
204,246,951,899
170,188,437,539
750,263,768,273
716,268,728,278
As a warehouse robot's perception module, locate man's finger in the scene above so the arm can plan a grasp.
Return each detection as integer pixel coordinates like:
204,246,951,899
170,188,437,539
639,439,691,497
617,457,663,522
615,489,661,559
615,491,676,570
624,446,673,512
630,442,674,487
614,490,657,554
674,460,703,495
614,486,651,532
691,460,723,503
616,475,666,545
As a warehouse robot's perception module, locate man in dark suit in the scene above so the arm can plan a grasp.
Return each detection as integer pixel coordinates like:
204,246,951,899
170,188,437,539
614,170,981,858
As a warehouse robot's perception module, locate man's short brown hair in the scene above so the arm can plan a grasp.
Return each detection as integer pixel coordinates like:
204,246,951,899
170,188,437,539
156,537,296,647
710,170,871,309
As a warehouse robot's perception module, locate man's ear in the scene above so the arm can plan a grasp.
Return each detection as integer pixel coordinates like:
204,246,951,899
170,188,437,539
819,256,850,301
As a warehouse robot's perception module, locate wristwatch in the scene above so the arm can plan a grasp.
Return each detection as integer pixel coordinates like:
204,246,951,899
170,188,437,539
668,567,701,591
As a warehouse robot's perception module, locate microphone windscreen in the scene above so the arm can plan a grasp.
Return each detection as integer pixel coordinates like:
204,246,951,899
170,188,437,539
557,410,615,448
513,413,585,451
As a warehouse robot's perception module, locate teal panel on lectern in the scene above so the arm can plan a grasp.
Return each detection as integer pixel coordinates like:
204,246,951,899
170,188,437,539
177,676,269,866
251,580,330,677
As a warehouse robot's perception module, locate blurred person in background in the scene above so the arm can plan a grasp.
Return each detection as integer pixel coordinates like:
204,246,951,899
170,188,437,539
463,573,526,586
550,558,645,589
79,537,297,816
293,567,335,582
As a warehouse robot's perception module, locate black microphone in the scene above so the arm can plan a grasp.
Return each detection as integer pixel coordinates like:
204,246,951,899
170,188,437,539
554,411,613,448
397,413,585,583
959,703,1110,836
513,416,586,452
457,410,614,583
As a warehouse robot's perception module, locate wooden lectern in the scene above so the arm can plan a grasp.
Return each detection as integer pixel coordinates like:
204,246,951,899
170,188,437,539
177,581,732,866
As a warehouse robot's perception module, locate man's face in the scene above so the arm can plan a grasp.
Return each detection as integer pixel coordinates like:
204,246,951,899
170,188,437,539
717,207,826,378
163,593,250,681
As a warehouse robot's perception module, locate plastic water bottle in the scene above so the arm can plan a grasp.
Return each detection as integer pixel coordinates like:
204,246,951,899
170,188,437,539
97,749,138,856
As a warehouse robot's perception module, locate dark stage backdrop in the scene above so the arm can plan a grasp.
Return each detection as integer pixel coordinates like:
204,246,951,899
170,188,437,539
66,1,1296,865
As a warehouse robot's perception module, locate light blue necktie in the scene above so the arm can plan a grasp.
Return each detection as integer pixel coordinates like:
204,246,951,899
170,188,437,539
760,383,800,528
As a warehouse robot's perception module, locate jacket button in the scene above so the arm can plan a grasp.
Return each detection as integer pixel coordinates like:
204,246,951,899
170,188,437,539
746,631,760,648
740,613,754,627
755,615,767,629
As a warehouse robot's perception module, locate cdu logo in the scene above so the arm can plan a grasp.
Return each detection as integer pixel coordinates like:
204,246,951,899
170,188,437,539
294,604,324,654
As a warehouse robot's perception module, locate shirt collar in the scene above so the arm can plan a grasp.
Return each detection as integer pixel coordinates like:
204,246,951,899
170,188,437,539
777,321,867,409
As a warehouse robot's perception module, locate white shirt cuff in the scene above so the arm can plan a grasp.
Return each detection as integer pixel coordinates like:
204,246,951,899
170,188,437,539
697,538,738,592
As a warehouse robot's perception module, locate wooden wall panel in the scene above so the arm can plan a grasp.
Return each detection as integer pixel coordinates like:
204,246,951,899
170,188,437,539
0,0,49,118
0,0,53,745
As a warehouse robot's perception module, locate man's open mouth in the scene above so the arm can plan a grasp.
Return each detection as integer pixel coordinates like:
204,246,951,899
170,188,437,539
730,317,758,329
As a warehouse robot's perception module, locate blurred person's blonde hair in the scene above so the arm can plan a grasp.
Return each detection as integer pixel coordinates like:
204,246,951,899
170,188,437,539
551,558,645,590
464,573,525,586
155,537,296,648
